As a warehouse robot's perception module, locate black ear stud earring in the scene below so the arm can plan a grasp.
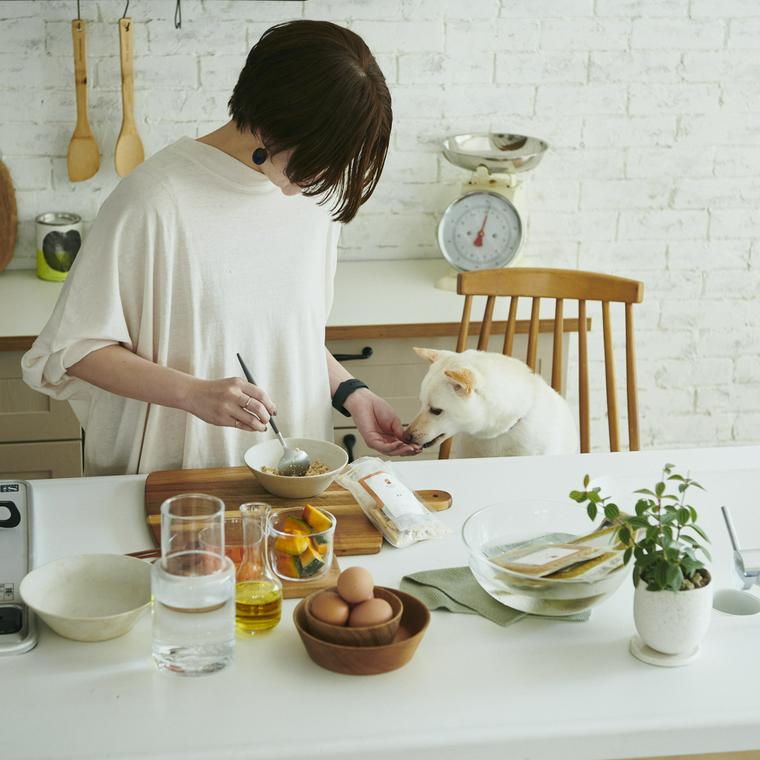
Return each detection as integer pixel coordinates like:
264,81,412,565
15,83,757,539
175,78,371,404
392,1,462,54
252,148,268,165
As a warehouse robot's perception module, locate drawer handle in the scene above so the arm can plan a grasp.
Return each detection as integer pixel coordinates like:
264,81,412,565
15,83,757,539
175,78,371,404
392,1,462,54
0,501,21,529
342,434,357,464
333,346,373,362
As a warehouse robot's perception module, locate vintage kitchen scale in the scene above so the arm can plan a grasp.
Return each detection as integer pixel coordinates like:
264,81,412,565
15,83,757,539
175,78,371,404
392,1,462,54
435,132,549,291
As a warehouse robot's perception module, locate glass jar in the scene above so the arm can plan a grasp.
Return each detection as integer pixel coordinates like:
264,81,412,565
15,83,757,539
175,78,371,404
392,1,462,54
235,502,283,636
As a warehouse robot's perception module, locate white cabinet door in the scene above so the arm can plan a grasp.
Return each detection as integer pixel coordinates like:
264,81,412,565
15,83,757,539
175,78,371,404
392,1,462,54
0,352,81,443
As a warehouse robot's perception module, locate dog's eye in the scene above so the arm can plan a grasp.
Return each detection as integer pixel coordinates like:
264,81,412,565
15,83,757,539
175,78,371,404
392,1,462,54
429,407,443,416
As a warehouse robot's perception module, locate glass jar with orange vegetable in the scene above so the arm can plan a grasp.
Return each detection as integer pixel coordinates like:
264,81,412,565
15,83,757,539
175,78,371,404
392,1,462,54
267,505,336,582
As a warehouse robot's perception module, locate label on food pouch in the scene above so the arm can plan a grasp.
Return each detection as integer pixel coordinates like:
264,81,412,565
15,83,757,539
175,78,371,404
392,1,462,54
508,546,577,567
358,471,428,521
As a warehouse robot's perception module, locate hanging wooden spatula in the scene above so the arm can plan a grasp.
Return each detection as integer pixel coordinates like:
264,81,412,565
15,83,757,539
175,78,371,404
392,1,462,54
114,17,144,177
67,19,100,182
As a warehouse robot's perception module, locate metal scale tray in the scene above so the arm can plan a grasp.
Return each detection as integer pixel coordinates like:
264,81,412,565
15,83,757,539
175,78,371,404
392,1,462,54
442,132,548,174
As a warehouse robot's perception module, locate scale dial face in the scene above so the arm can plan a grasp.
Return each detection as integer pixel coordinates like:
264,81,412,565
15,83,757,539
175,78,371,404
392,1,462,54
437,191,523,272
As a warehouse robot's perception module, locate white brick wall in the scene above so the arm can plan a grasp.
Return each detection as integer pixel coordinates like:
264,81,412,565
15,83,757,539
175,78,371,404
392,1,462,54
0,0,758,451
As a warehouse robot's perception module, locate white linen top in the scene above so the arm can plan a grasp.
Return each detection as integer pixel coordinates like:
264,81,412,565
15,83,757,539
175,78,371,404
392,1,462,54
22,137,340,475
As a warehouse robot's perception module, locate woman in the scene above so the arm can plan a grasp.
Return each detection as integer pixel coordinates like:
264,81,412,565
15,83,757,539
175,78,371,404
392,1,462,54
23,20,420,475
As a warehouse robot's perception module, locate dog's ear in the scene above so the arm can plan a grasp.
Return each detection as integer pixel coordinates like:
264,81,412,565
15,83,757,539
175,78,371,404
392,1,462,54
413,347,440,364
445,368,475,396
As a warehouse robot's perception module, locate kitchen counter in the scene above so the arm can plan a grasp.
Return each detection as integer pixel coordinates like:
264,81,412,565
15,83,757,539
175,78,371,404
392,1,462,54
3,446,760,760
0,260,580,349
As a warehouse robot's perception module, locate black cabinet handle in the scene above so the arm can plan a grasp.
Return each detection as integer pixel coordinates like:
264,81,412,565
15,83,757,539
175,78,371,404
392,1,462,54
0,501,21,529
342,434,357,464
333,346,373,362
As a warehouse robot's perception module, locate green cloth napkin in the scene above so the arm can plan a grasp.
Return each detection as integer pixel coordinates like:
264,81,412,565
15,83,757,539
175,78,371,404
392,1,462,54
400,566,590,627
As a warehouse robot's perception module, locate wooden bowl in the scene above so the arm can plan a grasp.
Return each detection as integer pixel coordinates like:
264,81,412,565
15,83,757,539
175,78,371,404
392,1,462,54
304,586,403,646
293,589,430,675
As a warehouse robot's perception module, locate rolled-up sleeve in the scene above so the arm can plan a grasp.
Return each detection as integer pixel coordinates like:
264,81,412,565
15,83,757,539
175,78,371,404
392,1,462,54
22,168,165,400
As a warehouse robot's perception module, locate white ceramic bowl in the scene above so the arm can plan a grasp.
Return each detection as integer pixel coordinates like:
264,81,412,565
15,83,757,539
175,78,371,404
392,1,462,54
244,437,348,499
20,554,152,642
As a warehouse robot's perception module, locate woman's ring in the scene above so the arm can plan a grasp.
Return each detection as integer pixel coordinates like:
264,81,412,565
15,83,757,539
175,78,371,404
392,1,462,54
242,396,252,411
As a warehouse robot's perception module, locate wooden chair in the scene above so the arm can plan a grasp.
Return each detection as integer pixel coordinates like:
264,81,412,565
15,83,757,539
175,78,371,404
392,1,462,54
438,267,645,458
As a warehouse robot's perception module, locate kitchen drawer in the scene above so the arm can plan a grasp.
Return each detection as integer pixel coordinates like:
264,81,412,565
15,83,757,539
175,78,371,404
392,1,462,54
0,351,81,443
328,333,562,374
0,440,82,479
334,428,440,464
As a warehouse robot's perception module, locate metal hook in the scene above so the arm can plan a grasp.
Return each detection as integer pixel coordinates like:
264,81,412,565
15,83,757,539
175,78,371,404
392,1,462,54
76,0,80,20
174,0,182,29
122,0,130,19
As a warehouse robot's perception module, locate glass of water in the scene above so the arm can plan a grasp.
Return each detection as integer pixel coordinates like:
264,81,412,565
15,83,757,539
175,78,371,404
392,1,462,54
151,493,235,676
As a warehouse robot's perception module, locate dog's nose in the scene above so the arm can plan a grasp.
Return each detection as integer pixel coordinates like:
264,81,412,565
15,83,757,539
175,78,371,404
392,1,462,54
402,429,415,444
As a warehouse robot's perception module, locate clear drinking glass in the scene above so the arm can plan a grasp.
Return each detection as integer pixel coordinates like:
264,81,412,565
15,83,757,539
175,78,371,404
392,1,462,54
151,493,235,676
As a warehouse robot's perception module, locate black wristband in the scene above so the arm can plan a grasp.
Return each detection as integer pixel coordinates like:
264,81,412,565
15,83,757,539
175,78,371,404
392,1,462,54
332,379,369,417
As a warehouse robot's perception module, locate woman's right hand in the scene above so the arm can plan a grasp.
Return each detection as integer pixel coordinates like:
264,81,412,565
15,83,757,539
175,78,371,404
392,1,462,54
185,377,277,432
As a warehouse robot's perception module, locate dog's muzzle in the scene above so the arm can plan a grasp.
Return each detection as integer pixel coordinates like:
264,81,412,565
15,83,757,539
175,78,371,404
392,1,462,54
421,433,446,449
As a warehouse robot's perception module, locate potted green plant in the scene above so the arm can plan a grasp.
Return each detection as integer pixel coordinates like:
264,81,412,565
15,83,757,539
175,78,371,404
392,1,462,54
570,464,712,662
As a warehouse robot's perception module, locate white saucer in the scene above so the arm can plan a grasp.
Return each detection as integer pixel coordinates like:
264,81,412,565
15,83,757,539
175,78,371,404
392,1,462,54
629,635,700,667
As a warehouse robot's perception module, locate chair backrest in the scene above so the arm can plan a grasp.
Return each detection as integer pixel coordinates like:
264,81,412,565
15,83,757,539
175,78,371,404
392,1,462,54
439,267,645,458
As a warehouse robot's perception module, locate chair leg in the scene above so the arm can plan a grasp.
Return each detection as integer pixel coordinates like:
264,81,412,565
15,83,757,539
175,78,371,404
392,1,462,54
551,298,564,393
503,296,518,356
602,301,620,452
526,297,540,371
578,299,590,453
625,302,640,451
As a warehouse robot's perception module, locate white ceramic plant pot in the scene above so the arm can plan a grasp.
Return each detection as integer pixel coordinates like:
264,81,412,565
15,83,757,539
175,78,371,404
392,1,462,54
633,578,713,656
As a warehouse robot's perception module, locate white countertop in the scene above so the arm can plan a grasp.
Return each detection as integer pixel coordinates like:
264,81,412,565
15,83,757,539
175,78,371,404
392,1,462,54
3,446,760,760
0,260,549,340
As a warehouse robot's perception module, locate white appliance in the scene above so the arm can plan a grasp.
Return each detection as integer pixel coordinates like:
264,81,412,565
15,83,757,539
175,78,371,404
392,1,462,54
435,132,548,291
0,481,37,655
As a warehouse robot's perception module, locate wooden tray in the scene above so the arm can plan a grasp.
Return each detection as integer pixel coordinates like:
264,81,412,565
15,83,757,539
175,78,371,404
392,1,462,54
144,465,452,557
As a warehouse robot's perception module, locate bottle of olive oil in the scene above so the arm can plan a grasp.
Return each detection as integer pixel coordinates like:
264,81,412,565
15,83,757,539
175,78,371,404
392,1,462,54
236,503,282,635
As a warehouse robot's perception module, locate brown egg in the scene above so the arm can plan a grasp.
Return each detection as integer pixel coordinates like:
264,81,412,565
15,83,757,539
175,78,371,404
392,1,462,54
348,597,393,628
310,591,350,627
337,567,374,604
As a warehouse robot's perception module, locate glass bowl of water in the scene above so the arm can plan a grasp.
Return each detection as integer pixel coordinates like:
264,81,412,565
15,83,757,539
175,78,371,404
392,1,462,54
462,499,629,616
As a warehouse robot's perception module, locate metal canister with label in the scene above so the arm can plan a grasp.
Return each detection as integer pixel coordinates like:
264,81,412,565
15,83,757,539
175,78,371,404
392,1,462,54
35,212,83,282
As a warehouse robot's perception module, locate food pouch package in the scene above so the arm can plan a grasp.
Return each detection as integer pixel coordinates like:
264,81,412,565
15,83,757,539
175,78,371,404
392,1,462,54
336,457,451,548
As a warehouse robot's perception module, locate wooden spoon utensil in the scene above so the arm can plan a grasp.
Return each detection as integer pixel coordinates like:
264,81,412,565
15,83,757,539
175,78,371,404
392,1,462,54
114,17,144,177
67,19,100,182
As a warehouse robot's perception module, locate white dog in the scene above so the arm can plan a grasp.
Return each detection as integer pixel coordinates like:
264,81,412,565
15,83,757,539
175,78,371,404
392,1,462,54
404,347,578,458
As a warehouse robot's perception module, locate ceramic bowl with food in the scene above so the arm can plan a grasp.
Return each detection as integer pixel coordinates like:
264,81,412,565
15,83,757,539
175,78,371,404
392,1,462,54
462,499,629,617
304,586,403,646
243,437,348,498
20,554,152,642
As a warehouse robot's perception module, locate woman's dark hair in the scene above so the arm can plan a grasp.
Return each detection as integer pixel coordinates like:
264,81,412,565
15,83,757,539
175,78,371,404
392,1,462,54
229,20,392,224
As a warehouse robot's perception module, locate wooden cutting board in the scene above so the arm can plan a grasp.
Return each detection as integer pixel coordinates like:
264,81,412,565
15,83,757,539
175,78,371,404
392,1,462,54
144,465,453,557
281,556,340,599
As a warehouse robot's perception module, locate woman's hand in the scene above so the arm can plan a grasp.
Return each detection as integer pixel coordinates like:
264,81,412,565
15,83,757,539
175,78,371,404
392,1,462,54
185,376,277,432
345,389,422,456
67,346,277,433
